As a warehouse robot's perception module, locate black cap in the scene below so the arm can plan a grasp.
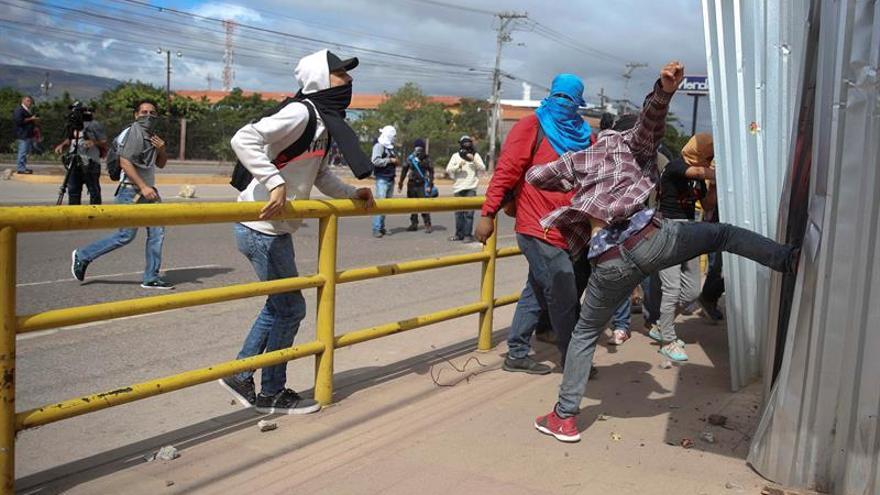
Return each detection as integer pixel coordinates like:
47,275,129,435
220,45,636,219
327,51,359,72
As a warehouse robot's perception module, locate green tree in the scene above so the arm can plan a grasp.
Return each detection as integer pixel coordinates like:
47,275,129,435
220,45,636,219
0,87,24,154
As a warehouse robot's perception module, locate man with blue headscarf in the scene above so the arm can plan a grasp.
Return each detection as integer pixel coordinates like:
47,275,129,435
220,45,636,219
475,73,594,373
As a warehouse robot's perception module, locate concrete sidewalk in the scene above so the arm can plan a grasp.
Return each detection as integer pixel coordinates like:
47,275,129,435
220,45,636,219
20,304,773,495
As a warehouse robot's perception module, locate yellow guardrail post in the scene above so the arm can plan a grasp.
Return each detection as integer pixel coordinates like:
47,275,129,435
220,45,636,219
477,217,498,351
314,214,338,405
0,227,16,494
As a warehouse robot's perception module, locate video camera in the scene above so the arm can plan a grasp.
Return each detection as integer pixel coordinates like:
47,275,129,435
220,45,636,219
66,101,94,132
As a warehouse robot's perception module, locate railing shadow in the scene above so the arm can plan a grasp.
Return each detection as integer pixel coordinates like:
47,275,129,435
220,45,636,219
16,328,512,494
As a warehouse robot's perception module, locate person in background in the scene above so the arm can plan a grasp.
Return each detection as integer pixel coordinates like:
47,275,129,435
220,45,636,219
446,135,485,242
71,100,172,289
398,138,434,233
648,133,714,362
12,95,38,174
371,125,398,238
55,110,108,205
697,161,725,322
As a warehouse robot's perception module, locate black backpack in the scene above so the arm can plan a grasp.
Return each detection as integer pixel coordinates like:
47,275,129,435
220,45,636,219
230,100,322,192
105,126,130,182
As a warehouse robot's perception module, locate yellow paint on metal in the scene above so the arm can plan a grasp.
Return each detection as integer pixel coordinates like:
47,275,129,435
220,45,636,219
336,251,489,284
334,302,488,348
478,218,499,351
495,246,522,258
17,274,326,334
16,341,325,431
314,216,338,405
0,198,486,233
0,227,16,494
493,293,521,308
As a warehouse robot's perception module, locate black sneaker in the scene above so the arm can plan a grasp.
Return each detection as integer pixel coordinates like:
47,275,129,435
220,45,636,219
218,376,256,407
697,295,724,322
502,356,552,375
71,250,89,282
406,224,418,232
255,389,321,415
141,279,175,290
16,169,33,175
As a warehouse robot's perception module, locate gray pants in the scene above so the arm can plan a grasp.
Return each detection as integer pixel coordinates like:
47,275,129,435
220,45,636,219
556,218,795,417
658,219,701,342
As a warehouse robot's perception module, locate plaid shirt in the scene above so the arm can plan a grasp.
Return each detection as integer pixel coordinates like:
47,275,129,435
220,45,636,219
526,81,673,256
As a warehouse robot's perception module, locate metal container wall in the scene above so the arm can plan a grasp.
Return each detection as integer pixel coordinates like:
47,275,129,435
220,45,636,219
701,0,810,390
748,1,880,493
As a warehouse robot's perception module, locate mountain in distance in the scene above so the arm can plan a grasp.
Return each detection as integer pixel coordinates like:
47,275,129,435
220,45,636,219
0,64,122,102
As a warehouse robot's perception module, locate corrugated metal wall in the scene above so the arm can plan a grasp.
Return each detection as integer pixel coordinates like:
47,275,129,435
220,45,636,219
701,0,810,390
748,1,880,493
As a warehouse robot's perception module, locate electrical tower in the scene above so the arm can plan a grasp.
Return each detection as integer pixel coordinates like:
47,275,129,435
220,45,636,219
621,62,648,112
487,11,528,170
222,20,236,92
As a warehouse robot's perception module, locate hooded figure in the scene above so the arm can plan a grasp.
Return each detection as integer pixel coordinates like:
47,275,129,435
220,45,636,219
535,74,593,155
377,125,396,149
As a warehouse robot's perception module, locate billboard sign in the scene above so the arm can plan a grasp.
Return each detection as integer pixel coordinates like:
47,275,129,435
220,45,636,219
679,75,709,95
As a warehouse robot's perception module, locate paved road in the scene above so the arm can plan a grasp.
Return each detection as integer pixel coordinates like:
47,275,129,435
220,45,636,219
12,192,530,479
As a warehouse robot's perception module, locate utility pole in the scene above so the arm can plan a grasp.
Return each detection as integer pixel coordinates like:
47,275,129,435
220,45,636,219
621,62,648,111
487,11,527,170
157,48,183,114
598,87,607,111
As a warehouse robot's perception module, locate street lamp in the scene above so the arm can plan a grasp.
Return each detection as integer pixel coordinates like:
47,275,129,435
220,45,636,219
157,48,182,114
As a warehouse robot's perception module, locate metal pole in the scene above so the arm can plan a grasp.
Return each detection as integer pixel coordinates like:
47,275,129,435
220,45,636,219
178,118,187,161
478,217,498,351
165,50,172,115
0,227,17,494
691,94,700,136
314,215,338,405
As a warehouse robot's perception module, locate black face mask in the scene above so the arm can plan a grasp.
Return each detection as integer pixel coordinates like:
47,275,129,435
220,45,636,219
296,83,352,117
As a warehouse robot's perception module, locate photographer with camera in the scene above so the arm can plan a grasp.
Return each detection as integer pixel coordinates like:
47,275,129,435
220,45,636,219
55,105,107,205
12,95,39,175
446,135,485,242
71,99,173,290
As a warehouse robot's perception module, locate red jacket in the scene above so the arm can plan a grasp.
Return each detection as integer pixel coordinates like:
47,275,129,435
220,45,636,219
481,114,574,250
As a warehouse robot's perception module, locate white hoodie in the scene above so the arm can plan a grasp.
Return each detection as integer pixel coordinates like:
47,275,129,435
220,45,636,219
231,49,357,235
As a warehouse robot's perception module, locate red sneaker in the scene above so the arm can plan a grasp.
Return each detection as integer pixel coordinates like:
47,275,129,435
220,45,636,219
535,409,581,442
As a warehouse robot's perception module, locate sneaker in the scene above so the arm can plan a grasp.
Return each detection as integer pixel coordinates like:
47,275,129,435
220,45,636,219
141,279,175,290
503,356,552,375
406,224,418,232
448,235,463,241
647,325,663,343
608,329,630,345
697,295,724,322
424,224,433,234
372,231,384,238
16,169,33,175
462,235,476,243
218,376,256,407
535,409,580,442
380,228,387,235
255,389,321,415
659,340,689,362
70,250,89,282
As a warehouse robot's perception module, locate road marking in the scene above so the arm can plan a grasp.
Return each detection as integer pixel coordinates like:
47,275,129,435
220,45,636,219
16,264,223,287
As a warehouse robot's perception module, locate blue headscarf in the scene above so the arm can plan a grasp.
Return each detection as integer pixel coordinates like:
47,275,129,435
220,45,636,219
535,73,593,155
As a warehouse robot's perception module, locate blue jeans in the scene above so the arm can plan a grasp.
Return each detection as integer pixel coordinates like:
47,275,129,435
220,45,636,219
556,219,796,416
233,223,307,396
16,138,31,171
611,298,631,331
508,234,583,360
454,189,477,238
372,177,394,233
76,186,165,283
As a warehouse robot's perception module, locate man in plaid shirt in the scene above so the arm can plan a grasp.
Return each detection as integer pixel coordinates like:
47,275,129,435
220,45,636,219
527,61,801,442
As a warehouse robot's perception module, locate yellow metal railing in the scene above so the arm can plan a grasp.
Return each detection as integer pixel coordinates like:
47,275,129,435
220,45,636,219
0,197,522,493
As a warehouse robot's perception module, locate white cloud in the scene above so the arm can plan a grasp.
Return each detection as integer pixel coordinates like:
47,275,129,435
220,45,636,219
191,3,262,23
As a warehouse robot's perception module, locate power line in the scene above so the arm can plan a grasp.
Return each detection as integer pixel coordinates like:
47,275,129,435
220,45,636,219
394,0,496,16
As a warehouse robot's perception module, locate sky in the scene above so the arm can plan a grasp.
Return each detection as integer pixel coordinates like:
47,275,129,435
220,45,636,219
0,0,712,132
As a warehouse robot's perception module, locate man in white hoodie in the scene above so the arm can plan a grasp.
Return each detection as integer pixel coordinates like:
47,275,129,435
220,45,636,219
220,49,374,415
